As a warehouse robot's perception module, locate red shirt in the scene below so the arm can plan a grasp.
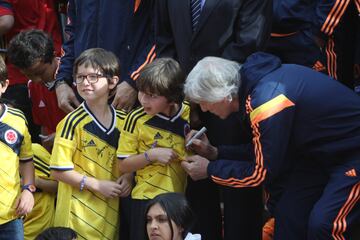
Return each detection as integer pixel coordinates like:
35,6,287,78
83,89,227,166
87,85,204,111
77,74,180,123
28,80,66,134
0,0,63,85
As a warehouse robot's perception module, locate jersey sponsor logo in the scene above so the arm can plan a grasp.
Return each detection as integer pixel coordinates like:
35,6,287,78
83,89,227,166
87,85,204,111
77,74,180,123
4,129,18,144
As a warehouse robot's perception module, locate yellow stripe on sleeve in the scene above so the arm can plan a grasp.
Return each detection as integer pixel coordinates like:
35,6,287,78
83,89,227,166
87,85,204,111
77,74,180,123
250,94,294,124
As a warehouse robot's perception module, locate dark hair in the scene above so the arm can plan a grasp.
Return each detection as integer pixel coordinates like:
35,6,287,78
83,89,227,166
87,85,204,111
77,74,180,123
7,30,55,69
73,48,120,79
136,58,184,103
35,227,77,240
0,57,7,84
145,192,195,239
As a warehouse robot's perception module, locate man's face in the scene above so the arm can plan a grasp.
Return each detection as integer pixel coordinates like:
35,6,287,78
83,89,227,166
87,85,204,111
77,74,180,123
199,98,233,119
20,58,58,83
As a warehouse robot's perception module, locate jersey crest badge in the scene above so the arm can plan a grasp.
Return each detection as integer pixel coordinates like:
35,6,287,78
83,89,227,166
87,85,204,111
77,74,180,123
4,129,18,144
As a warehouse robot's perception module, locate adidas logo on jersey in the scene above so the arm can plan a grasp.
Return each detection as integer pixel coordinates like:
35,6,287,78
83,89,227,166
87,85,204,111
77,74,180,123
154,132,163,140
86,139,96,147
38,100,46,108
345,169,357,177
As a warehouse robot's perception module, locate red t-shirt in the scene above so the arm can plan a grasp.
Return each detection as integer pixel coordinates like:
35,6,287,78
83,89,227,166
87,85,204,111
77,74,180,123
0,0,63,85
28,80,66,134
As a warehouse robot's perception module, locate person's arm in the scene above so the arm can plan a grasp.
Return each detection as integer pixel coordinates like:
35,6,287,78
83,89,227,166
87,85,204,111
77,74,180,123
183,93,296,187
118,148,179,173
221,0,272,62
315,0,352,41
55,0,80,113
35,177,58,193
0,1,14,35
51,170,123,198
17,160,35,216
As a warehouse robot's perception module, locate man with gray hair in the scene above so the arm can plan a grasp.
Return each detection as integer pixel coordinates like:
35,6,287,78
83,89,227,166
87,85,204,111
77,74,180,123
182,52,360,239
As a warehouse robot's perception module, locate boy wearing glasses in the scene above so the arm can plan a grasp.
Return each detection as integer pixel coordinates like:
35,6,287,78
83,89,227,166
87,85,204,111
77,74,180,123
117,58,189,240
50,48,132,239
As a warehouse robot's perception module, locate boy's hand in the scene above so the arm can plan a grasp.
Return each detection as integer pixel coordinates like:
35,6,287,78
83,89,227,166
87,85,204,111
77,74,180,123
116,173,133,197
186,131,218,160
148,148,179,164
96,180,122,198
15,190,34,216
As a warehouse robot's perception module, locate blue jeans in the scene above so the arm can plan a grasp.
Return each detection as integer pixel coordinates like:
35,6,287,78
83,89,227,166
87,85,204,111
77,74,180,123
0,219,24,240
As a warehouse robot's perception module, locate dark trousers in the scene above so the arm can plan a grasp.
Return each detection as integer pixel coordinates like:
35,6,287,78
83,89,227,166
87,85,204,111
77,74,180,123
187,111,263,240
266,1,358,89
129,198,149,240
222,186,263,240
274,157,360,240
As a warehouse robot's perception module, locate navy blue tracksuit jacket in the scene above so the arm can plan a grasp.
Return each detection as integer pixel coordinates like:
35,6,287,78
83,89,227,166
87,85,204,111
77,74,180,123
57,0,154,88
208,52,360,239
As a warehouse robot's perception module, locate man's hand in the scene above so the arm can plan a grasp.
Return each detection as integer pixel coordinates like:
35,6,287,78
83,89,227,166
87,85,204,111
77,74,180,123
186,130,218,160
190,104,202,128
116,173,133,197
181,155,209,181
55,83,80,113
111,81,137,111
15,190,34,216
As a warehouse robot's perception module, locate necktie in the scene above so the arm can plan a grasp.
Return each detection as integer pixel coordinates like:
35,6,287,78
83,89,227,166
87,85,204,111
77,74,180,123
191,0,202,31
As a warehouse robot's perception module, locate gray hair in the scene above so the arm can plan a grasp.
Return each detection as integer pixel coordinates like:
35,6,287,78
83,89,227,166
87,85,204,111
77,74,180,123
184,57,241,103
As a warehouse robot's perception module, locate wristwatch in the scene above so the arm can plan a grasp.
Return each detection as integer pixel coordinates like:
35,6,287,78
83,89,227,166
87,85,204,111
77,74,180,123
22,184,36,193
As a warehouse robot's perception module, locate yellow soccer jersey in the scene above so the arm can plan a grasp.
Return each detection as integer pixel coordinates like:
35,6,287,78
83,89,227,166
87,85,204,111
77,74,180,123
117,102,190,200
50,103,126,240
0,104,33,224
24,143,56,240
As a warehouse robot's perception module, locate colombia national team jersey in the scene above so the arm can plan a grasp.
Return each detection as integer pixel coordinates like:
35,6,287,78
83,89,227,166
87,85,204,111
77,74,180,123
24,143,56,240
117,102,190,200
50,102,126,240
0,104,32,224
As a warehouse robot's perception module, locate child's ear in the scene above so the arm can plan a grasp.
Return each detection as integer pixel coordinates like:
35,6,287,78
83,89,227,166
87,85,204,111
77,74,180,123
0,79,9,94
109,76,119,89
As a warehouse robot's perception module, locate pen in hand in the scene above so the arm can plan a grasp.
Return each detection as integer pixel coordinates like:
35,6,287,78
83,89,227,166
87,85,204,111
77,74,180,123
185,127,207,148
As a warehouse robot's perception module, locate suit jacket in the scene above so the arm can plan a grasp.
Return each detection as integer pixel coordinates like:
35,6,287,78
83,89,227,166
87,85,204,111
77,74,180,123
155,0,272,74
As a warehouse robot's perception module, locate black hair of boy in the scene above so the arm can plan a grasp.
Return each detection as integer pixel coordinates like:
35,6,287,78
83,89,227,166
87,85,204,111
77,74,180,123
136,58,185,104
0,57,7,84
144,192,195,239
35,227,77,240
7,29,55,69
73,48,120,80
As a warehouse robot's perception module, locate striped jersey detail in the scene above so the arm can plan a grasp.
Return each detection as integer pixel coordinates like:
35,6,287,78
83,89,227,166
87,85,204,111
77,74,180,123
332,182,360,239
321,0,351,36
211,95,267,187
60,107,87,140
123,107,146,133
